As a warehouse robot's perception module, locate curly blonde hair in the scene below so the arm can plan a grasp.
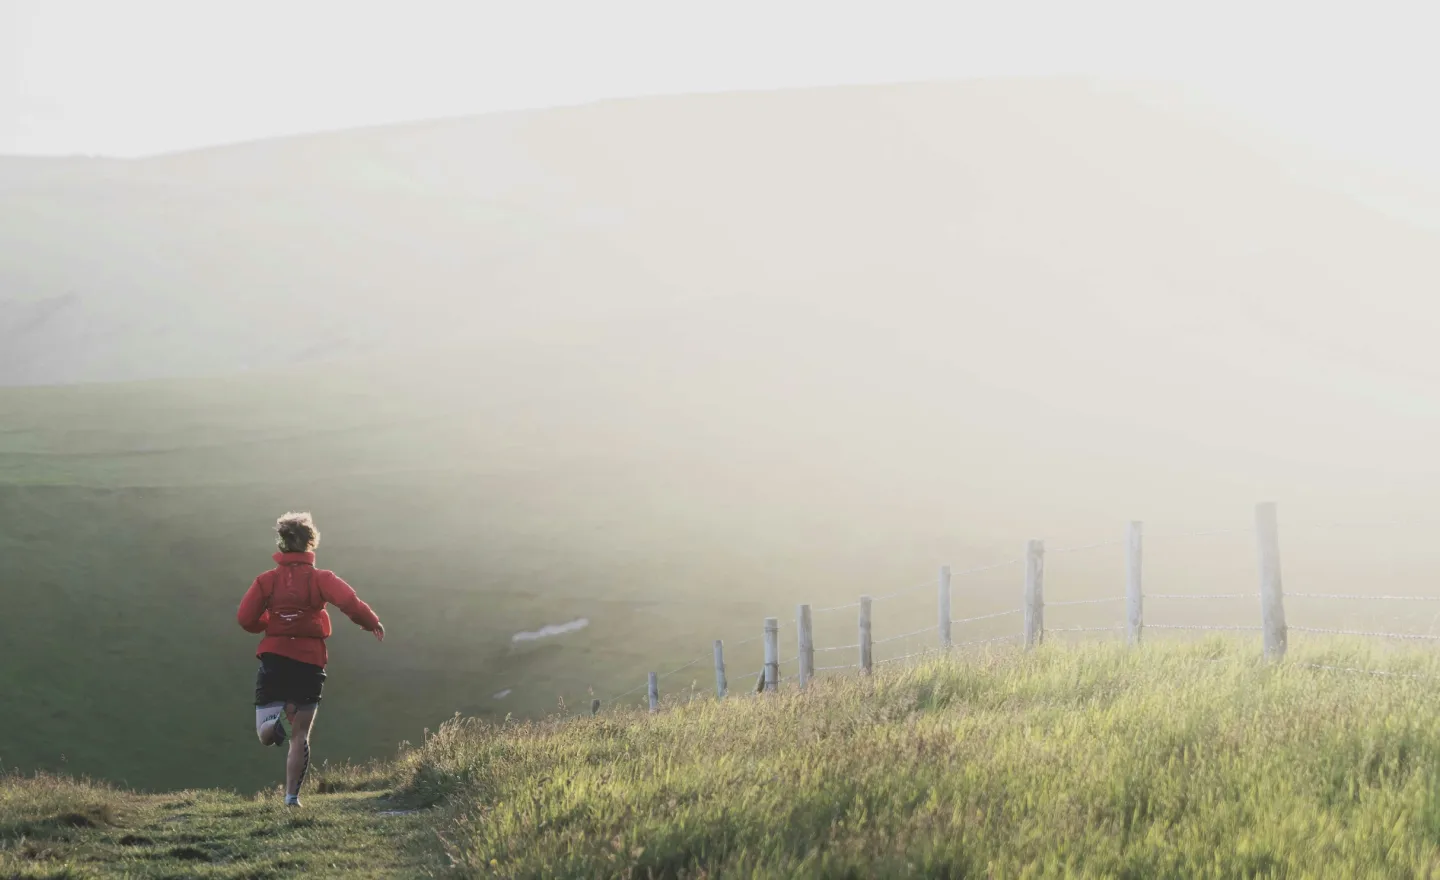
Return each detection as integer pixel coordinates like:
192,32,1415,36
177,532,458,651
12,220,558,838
275,511,321,553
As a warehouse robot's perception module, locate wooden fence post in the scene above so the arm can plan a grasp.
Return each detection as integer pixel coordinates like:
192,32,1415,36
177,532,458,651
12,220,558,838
1126,521,1143,647
763,617,779,692
859,596,873,674
1024,538,1045,649
1256,501,1287,660
648,672,659,712
797,604,814,688
713,639,727,699
938,565,952,648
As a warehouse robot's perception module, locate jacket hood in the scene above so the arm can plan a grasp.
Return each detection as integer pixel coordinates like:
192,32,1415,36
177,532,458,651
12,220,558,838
274,551,316,566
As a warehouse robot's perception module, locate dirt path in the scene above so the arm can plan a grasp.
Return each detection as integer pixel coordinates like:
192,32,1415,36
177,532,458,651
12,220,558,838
1,786,443,879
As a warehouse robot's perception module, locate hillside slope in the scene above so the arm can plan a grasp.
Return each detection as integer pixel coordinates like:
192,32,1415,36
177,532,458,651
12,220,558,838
8,640,1440,878
4,77,1440,390
7,78,1440,794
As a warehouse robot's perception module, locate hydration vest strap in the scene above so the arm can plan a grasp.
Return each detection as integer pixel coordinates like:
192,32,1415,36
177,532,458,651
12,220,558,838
268,561,321,608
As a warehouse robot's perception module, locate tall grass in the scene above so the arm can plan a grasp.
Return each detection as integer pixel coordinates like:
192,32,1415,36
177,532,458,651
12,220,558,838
400,638,1440,878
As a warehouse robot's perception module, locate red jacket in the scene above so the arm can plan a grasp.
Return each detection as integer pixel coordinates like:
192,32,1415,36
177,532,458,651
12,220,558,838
237,551,381,668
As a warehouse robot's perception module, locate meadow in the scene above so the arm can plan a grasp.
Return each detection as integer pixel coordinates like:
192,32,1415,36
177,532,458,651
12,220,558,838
9,637,1440,878
7,351,1440,795
9,78,1440,808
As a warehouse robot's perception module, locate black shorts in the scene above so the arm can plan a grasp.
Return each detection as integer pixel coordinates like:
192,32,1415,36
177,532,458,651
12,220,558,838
254,653,326,707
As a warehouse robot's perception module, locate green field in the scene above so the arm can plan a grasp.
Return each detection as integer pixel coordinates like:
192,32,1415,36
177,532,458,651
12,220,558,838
0,354,1039,794
9,79,1440,804
8,351,1440,796
16,326,1440,806
9,638,1440,878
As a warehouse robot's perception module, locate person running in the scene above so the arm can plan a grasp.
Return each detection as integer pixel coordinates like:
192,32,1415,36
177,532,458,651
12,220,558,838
237,511,385,807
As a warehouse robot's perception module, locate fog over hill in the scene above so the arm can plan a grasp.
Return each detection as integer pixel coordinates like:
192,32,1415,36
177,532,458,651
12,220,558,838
6,79,1440,495
2,77,1437,383
7,78,1440,789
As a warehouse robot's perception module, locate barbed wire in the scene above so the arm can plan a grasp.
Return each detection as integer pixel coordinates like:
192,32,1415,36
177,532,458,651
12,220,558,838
1048,597,1124,607
658,654,709,680
1293,662,1436,680
873,625,940,645
951,608,1022,625
1146,528,1251,540
869,581,934,602
872,558,1025,602
1049,540,1125,555
952,557,1026,579
581,516,1440,718
1149,593,1259,600
876,651,932,666
601,681,650,705
1289,593,1440,602
1146,623,1263,631
1290,625,1440,641
1291,521,1422,531
955,633,1022,647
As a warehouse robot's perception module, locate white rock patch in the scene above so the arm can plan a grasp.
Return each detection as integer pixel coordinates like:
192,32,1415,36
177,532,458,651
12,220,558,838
511,618,590,643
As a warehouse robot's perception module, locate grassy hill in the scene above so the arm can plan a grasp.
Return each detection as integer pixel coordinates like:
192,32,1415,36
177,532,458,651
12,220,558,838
6,78,1440,391
9,639,1440,878
9,78,1440,795
9,344,1440,795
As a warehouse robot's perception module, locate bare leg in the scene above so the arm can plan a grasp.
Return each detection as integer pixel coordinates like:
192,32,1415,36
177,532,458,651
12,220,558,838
285,704,318,803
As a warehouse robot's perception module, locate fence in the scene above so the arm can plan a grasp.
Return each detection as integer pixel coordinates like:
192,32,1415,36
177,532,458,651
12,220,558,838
585,501,1440,715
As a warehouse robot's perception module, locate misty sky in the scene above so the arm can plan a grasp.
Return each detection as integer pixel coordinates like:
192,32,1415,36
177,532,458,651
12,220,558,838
2,0,1438,178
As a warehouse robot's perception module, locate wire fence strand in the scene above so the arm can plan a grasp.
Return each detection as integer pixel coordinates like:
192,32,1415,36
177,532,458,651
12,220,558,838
873,625,940,645
955,633,1022,648
585,517,1440,717
1291,626,1440,641
870,581,934,602
725,634,764,648
1295,662,1436,680
951,608,1022,625
603,682,650,704
1048,597,1124,607
1146,623,1263,631
1149,593,1259,600
876,651,932,666
1146,528,1252,539
953,558,1026,579
658,655,709,680
1293,521,1424,531
1289,593,1440,602
871,558,1025,602
1049,540,1125,555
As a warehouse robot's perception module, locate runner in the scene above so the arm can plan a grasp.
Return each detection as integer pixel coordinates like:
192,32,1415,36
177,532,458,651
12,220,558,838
236,511,385,806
